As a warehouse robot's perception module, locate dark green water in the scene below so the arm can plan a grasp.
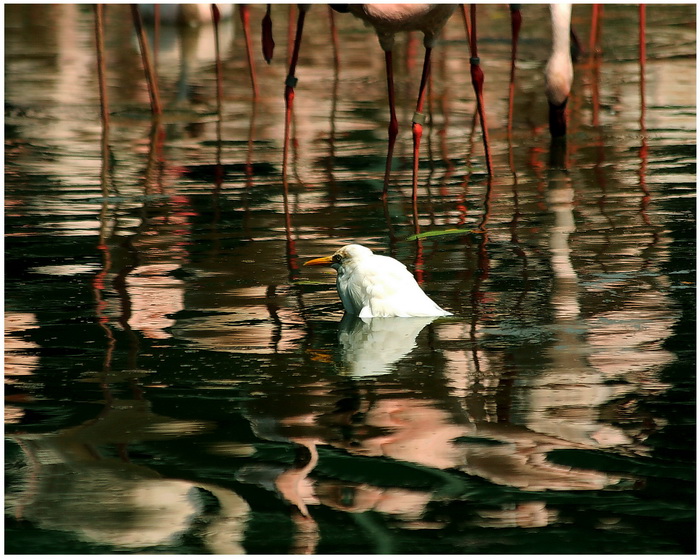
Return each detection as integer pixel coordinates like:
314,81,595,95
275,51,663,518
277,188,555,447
5,4,696,554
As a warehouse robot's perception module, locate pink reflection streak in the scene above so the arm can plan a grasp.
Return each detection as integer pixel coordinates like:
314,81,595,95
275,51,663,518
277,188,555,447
638,5,651,225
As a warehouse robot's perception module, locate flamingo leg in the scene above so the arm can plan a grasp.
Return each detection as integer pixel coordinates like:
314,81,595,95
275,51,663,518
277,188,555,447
94,5,109,132
212,5,225,191
463,5,493,175
639,4,646,83
508,5,522,137
283,6,307,178
383,50,399,201
94,5,111,196
411,46,432,204
239,4,259,98
212,5,223,111
589,4,602,59
328,6,340,70
131,4,162,116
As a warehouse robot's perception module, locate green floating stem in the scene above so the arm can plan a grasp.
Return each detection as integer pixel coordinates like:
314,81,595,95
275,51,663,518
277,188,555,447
406,228,482,241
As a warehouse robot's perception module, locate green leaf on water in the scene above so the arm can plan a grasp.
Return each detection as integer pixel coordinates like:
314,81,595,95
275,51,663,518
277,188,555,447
406,228,482,241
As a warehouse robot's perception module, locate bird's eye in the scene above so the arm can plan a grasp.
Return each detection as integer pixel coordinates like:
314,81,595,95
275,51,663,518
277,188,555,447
332,254,342,263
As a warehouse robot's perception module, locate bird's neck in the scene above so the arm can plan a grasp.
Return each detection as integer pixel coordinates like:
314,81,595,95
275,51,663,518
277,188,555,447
550,4,571,55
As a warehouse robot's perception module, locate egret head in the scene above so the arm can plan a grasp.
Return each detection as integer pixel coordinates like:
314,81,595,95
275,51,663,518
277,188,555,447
304,244,373,271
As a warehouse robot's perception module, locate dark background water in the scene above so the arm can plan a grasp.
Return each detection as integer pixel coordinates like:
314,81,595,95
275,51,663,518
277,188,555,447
4,3,696,554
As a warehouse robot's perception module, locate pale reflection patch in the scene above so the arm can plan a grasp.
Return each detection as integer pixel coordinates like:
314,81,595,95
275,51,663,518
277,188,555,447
125,264,185,339
172,285,309,353
7,391,248,552
5,312,41,377
338,314,438,377
29,263,101,276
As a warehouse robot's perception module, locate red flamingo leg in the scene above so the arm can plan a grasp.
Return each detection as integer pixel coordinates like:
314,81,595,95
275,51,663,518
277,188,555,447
508,5,522,137
283,6,307,178
411,46,432,205
131,5,162,116
463,4,493,175
472,5,493,175
639,4,646,84
383,50,399,201
239,4,259,98
589,4,602,59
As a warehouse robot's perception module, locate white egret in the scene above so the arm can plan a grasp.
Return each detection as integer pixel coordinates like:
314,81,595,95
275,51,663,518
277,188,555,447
304,244,451,318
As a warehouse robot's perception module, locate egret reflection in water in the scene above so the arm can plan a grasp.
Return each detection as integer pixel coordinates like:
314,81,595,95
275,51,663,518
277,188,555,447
338,314,439,377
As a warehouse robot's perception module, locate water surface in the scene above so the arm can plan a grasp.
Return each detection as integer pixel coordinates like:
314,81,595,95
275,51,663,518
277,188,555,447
5,4,696,554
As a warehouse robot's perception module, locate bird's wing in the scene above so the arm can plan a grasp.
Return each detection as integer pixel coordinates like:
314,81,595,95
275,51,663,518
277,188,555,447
353,255,442,317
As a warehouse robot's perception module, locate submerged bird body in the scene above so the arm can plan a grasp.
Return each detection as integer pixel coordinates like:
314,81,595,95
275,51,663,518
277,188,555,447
305,244,451,318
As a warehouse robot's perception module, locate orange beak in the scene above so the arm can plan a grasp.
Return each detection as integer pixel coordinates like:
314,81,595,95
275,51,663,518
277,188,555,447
304,255,334,267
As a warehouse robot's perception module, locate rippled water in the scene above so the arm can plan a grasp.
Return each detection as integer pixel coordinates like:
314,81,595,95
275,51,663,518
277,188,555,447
5,4,696,555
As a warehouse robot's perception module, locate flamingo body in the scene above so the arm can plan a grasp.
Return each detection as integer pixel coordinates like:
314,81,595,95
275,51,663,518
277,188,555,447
348,4,455,49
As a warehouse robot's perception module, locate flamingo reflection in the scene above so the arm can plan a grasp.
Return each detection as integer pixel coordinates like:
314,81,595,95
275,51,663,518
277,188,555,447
7,382,250,552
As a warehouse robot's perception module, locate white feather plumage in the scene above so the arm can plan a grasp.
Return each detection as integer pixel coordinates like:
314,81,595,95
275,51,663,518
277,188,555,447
305,244,451,318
